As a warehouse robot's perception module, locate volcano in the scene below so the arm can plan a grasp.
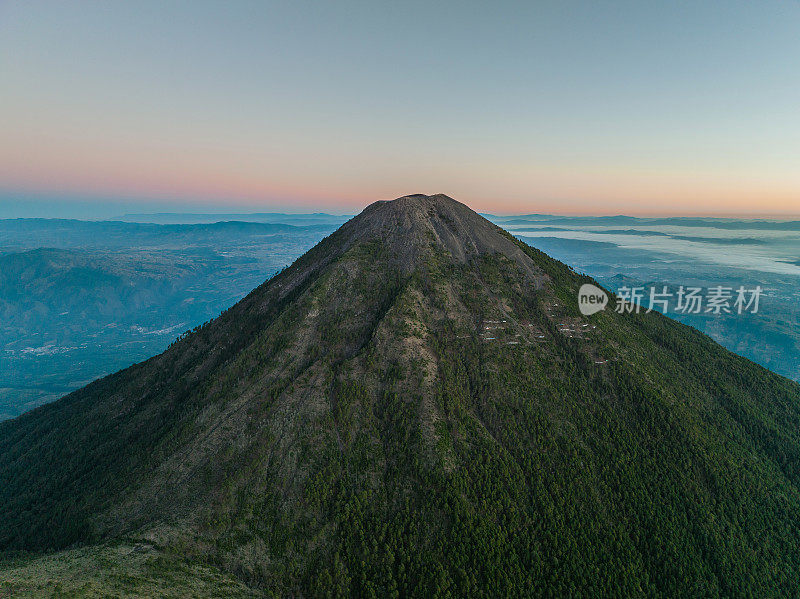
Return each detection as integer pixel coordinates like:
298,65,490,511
2,194,800,597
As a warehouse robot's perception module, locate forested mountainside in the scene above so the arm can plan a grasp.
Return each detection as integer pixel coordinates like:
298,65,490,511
2,195,799,597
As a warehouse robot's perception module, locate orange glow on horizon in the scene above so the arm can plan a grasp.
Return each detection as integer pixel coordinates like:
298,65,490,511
2,136,798,218
3,176,799,219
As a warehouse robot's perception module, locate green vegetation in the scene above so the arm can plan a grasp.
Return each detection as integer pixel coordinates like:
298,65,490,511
1,195,799,597
0,542,258,598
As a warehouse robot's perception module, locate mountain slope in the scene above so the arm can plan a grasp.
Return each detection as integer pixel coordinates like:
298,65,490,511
2,194,800,597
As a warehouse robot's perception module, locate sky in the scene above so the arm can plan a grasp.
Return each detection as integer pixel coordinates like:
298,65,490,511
1,0,799,217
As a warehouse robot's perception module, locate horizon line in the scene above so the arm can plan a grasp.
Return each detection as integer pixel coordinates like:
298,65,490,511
1,186,799,221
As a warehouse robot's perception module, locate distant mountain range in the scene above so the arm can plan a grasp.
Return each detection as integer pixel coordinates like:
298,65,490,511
113,212,352,226
488,214,800,230
0,219,338,421
0,218,337,249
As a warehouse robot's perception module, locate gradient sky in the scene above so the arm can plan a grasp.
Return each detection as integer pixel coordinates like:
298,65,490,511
1,0,799,216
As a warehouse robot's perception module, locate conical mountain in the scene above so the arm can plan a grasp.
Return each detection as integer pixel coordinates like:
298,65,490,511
2,194,800,597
